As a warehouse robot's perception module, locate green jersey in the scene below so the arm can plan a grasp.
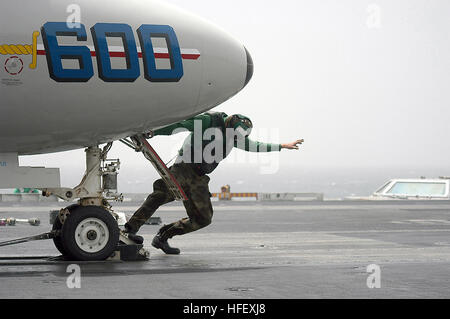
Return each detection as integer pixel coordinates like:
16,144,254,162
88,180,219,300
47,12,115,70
154,112,281,174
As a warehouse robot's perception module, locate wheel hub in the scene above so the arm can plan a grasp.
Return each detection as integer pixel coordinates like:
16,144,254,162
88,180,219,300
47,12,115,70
75,218,110,253
86,230,97,240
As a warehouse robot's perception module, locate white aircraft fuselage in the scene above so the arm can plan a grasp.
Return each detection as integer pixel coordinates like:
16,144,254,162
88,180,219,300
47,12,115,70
0,0,252,155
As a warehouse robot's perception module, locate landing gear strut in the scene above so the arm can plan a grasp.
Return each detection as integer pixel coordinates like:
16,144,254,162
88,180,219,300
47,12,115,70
0,135,186,262
42,144,121,204
40,142,149,262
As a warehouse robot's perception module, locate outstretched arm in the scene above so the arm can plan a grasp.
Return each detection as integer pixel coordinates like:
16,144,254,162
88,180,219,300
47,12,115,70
235,138,304,152
281,139,304,150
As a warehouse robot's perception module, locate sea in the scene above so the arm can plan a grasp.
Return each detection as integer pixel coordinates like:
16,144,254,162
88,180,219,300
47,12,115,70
2,165,449,200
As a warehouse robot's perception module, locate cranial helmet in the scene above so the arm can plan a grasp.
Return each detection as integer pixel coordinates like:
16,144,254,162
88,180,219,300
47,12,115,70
227,114,253,138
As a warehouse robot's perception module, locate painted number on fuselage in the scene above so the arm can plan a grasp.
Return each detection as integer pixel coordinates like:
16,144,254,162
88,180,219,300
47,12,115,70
41,22,183,83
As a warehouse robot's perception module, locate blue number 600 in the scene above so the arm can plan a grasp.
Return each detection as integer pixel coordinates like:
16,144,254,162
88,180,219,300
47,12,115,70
41,22,184,83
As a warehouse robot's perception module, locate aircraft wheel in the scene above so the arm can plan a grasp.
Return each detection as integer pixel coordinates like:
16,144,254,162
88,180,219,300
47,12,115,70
52,217,67,256
52,204,79,257
61,206,119,261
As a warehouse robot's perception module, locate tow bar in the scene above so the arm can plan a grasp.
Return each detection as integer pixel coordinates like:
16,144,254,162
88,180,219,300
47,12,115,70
0,231,56,248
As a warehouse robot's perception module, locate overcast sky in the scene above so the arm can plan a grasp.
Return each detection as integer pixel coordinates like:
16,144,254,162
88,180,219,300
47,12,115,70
20,0,450,193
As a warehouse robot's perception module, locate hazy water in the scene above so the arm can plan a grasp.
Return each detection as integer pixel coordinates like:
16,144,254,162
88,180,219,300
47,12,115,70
3,165,449,200
117,165,450,200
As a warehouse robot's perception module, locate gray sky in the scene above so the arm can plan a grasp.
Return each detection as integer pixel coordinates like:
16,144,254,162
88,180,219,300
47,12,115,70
20,0,450,193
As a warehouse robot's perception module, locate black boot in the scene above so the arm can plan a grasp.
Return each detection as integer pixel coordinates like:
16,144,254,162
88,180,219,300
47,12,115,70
152,234,180,255
123,223,144,245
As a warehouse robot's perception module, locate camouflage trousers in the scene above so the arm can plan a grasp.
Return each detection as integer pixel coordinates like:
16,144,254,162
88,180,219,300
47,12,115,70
127,163,213,240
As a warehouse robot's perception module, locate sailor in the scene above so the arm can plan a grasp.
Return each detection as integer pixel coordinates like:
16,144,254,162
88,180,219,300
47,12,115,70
124,112,304,254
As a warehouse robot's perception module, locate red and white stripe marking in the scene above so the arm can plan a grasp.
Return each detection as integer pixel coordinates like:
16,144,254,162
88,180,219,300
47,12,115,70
36,44,200,60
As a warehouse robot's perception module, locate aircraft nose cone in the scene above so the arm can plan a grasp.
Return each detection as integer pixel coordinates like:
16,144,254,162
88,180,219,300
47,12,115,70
243,47,254,89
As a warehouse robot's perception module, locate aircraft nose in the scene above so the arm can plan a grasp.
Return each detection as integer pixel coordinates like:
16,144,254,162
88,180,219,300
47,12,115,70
243,47,254,89
194,28,255,112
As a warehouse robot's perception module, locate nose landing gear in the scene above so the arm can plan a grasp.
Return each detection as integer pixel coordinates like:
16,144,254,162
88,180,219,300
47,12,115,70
1,135,185,262
40,143,149,262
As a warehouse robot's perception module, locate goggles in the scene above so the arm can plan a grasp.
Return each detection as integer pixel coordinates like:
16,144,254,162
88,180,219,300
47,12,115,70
231,115,253,137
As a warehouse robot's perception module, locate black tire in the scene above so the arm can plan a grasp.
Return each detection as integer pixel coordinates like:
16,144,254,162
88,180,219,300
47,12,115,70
52,204,80,257
61,206,119,261
52,217,67,256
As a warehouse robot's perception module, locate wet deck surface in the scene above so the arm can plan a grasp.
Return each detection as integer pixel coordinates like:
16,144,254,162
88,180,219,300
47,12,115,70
1,201,450,298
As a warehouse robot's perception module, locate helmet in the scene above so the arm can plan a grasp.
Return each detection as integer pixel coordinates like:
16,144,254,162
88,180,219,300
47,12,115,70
227,114,253,138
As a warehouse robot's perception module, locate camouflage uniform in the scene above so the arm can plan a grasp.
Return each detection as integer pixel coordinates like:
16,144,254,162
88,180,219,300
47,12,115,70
126,162,213,240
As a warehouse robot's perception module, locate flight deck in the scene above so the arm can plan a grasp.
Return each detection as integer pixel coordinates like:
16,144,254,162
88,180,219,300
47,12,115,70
1,200,450,298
